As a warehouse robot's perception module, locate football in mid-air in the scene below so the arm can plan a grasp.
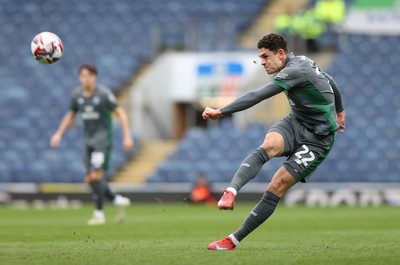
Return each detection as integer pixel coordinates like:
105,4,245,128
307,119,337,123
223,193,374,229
31,32,63,64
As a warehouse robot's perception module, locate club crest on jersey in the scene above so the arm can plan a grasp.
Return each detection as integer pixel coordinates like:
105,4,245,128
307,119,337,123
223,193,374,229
77,98,84,104
276,72,288,79
93,96,101,105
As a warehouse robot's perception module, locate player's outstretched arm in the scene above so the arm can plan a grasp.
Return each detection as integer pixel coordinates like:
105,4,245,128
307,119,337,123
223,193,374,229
50,111,76,148
219,82,283,116
114,106,134,151
202,82,283,120
202,82,284,120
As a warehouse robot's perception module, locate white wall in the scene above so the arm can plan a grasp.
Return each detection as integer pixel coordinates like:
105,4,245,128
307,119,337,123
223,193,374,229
130,51,261,139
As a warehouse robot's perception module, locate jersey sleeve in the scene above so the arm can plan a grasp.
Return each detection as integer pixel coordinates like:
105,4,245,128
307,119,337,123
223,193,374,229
272,66,304,91
322,71,344,113
221,82,283,115
104,89,118,111
69,92,79,113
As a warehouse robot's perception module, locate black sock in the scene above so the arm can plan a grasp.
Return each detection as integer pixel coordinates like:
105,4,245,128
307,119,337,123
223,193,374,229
233,191,280,242
103,181,116,201
90,180,104,210
229,147,269,192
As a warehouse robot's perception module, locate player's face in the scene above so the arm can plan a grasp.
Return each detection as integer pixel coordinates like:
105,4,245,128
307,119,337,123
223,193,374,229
258,48,286,74
79,69,97,89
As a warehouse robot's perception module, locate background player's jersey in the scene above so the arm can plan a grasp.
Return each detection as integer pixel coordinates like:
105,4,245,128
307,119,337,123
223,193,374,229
70,85,118,147
273,53,339,135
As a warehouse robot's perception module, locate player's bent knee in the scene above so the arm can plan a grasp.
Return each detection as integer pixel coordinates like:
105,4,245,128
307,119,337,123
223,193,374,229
261,133,284,158
260,141,277,157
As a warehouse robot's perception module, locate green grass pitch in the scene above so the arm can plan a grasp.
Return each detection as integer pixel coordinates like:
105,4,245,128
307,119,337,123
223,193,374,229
1,202,399,265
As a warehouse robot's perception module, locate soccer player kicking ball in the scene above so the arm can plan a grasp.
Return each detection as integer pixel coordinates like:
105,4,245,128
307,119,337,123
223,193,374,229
50,63,134,225
202,33,346,250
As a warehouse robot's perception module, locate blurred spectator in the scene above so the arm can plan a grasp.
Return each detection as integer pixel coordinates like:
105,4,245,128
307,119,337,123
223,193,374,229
190,172,216,206
290,3,325,53
314,0,346,25
274,8,294,39
275,1,344,54
314,0,346,50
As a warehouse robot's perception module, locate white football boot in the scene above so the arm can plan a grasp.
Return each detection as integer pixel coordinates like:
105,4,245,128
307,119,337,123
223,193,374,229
113,195,131,223
87,210,106,225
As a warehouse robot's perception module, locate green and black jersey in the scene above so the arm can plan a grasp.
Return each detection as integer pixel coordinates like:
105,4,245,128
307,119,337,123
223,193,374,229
221,53,343,136
273,53,339,135
69,85,118,148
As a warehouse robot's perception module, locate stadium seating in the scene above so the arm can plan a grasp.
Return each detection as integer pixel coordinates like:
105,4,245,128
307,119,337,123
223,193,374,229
149,34,400,183
318,34,400,182
0,0,267,182
148,119,285,184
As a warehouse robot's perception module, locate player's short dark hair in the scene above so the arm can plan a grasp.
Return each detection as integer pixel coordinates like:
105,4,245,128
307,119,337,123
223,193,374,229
79,63,98,76
257,33,288,53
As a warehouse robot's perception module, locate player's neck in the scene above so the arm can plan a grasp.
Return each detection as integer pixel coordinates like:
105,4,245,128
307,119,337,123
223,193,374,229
82,85,96,97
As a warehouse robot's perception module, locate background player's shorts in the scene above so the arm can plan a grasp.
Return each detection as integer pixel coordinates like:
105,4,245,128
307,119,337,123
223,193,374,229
268,115,335,183
84,145,112,174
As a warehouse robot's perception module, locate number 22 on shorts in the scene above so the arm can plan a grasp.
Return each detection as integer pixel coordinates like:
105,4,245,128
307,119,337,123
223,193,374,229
294,144,315,166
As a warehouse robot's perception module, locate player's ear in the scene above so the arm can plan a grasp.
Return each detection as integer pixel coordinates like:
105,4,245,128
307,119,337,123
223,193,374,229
277,48,286,59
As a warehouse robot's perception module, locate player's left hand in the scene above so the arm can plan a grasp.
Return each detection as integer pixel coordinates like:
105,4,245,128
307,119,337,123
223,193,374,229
336,111,346,133
123,137,134,151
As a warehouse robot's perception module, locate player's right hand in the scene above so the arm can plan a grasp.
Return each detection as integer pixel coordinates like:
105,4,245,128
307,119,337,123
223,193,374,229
336,111,346,133
50,133,62,148
202,107,223,120
123,136,134,152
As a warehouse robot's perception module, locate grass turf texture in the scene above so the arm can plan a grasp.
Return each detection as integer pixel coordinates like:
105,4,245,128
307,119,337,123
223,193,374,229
1,203,399,265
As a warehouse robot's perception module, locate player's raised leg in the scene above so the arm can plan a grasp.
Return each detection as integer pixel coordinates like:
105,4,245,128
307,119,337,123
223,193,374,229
208,166,297,250
102,179,130,207
103,182,130,209
112,188,131,223
218,132,284,210
87,173,130,224
100,150,131,223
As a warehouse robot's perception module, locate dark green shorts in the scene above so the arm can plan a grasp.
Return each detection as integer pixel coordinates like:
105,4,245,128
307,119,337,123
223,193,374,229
84,145,112,174
268,115,335,183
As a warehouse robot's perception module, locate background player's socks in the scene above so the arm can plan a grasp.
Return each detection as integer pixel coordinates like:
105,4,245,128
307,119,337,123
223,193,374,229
102,181,116,201
229,147,269,192
233,191,280,241
90,180,104,210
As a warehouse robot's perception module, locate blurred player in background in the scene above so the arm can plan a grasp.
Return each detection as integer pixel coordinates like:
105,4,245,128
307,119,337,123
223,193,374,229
202,33,345,250
50,63,134,225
